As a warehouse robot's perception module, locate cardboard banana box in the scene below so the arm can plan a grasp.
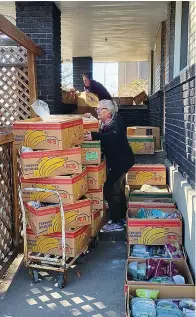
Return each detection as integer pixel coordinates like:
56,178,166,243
128,201,176,213
127,126,161,151
20,147,83,179
86,188,104,210
86,161,106,190
13,116,84,150
25,198,91,235
26,225,91,258
81,141,101,165
125,284,195,317
125,258,193,286
91,209,103,237
129,185,172,201
21,169,88,204
127,208,182,245
49,114,99,133
127,164,166,187
128,136,155,155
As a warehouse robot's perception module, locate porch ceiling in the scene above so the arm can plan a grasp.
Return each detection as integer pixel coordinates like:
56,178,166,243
56,1,167,62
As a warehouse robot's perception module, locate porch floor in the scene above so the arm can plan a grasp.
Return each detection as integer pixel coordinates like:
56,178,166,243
0,241,126,317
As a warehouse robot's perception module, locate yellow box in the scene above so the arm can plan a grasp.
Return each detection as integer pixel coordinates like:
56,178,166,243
86,161,106,190
86,188,103,210
27,225,91,258
20,147,83,179
21,169,88,204
13,116,84,150
128,136,155,155
127,164,166,187
81,141,101,165
25,198,92,235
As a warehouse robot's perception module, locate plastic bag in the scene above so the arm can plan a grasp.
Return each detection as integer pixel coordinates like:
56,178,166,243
31,100,50,121
131,298,156,317
136,289,159,300
21,146,33,153
179,299,196,311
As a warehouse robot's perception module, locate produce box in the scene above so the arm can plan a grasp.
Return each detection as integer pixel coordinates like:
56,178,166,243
127,244,186,260
21,169,88,204
20,147,83,179
86,188,103,210
128,136,155,155
127,208,182,245
128,201,176,213
82,116,99,132
125,258,193,286
81,141,101,165
86,161,106,190
129,185,172,201
25,198,91,235
91,209,103,237
13,116,84,150
119,97,133,106
127,164,166,187
77,92,99,118
125,284,196,317
133,90,147,105
27,225,91,258
127,126,161,151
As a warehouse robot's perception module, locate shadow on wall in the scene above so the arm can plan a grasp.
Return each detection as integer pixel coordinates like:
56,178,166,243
167,161,196,280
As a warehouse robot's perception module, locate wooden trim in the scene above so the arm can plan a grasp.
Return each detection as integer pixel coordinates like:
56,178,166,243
27,51,38,117
0,14,44,56
12,145,20,247
0,132,14,145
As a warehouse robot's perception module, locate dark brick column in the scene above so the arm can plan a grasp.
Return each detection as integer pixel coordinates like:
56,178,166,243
73,57,93,91
16,1,61,114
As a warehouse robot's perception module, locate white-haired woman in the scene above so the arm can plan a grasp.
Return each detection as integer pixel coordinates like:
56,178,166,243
84,99,135,232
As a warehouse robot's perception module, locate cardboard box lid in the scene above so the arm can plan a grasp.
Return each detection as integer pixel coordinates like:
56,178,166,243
128,202,176,209
27,225,90,238
20,147,82,159
81,141,101,148
130,164,166,171
13,116,83,130
128,126,160,130
21,168,87,185
25,198,91,216
86,160,106,172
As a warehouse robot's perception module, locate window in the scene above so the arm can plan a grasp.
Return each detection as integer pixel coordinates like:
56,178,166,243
180,1,189,70
173,1,189,77
93,62,118,97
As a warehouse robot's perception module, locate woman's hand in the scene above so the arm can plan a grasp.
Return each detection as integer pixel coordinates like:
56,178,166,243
84,132,92,141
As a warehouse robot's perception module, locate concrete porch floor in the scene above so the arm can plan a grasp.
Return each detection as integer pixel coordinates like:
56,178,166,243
0,241,126,317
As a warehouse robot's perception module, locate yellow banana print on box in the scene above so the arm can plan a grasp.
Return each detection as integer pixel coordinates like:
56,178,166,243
47,210,77,233
138,227,167,244
33,157,65,177
32,236,59,253
24,130,46,148
130,142,144,153
29,184,56,201
135,171,154,185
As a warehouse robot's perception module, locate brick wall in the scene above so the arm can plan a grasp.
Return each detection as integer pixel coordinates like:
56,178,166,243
189,1,196,66
165,64,195,189
16,1,62,114
165,2,176,84
119,108,149,129
73,57,93,91
148,91,163,134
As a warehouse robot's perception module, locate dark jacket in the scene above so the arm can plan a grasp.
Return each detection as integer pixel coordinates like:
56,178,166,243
91,113,135,184
84,80,112,101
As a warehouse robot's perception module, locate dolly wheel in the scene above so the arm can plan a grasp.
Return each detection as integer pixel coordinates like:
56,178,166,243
58,272,67,289
32,270,39,283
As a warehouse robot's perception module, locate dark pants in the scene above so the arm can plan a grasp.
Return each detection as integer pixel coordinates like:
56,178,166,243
104,173,127,223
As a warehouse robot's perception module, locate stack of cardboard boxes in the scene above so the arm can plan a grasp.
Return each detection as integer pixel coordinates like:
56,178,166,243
13,114,106,259
124,126,195,313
